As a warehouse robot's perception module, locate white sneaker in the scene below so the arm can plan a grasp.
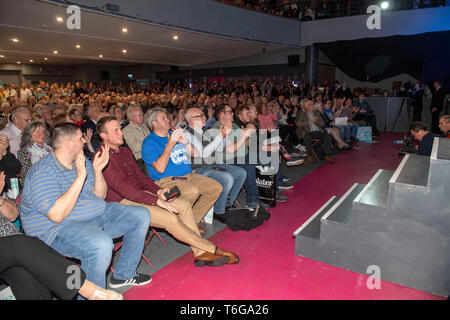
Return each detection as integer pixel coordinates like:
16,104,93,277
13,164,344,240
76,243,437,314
286,159,305,167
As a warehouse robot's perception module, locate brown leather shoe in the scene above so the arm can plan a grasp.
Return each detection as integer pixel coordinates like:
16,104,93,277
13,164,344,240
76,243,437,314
324,156,334,163
215,247,239,265
197,223,206,235
306,155,315,163
194,252,230,267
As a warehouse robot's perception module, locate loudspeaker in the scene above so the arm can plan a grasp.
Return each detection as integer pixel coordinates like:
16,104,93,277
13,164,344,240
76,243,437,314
100,71,110,80
170,66,180,73
288,54,300,67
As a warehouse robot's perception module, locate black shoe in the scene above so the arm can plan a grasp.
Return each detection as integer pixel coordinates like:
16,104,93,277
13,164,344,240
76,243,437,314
213,213,226,223
109,273,152,289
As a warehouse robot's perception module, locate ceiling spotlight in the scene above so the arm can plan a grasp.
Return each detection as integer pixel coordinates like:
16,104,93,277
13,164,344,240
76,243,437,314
56,16,64,22
99,54,103,58
0,55,4,58
44,57,48,60
29,59,33,63
173,35,179,40
122,49,127,53
76,44,81,48
11,38,19,42
381,1,389,9
17,61,21,64
53,50,58,54
122,27,128,33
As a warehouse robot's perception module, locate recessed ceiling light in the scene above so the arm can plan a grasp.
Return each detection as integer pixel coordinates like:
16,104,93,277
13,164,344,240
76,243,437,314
122,28,128,33
56,17,63,22
44,57,48,60
173,35,179,40
11,38,19,42
53,50,58,54
99,54,103,58
122,49,127,53
17,61,21,64
29,59,33,63
0,55,4,58
76,44,81,48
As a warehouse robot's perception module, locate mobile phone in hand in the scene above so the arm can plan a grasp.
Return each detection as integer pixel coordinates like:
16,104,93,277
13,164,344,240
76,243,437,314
164,186,181,200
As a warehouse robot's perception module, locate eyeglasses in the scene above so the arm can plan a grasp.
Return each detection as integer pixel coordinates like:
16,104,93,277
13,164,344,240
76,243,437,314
192,113,206,119
223,110,233,114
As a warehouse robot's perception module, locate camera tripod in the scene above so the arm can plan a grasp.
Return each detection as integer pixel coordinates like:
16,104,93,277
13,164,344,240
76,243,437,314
391,96,412,132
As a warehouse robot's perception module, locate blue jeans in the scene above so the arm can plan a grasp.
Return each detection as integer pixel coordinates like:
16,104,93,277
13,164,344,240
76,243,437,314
194,164,247,214
51,202,150,289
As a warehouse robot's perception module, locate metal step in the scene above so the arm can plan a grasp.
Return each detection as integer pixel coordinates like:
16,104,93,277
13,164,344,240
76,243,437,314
321,183,365,225
390,153,429,187
293,196,339,240
353,169,394,209
433,137,450,161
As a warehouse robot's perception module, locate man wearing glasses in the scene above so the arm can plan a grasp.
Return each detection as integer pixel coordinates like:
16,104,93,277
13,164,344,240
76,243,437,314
183,107,247,221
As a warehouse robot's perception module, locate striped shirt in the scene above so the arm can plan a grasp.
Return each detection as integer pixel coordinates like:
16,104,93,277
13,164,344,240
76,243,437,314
20,152,106,245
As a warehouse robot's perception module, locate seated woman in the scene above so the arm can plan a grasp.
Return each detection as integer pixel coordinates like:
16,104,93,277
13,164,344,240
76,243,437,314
0,171,122,300
256,101,277,130
109,104,127,129
68,106,85,127
0,134,21,195
17,121,52,185
316,102,349,150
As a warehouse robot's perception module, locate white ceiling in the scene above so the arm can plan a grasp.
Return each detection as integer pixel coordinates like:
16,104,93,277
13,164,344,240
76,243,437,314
0,0,289,67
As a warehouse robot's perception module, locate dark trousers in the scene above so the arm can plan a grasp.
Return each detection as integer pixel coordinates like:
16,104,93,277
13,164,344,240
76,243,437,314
304,131,333,156
0,235,86,300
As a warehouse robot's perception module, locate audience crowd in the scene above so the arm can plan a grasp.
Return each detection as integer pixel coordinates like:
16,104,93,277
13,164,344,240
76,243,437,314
217,0,450,21
0,76,448,299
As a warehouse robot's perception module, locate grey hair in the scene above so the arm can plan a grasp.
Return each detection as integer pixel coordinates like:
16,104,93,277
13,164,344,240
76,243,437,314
146,107,167,131
185,107,200,124
20,121,49,149
126,104,142,119
12,107,30,121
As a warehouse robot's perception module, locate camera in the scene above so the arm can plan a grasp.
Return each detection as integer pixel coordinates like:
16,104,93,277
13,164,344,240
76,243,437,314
398,133,416,156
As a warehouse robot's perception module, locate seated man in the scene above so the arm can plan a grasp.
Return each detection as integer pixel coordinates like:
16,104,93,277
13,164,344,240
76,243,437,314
353,93,380,137
409,121,440,156
206,105,280,207
296,99,334,163
122,104,150,173
183,107,247,218
439,115,450,138
97,116,238,266
141,107,223,234
0,107,32,157
20,123,152,290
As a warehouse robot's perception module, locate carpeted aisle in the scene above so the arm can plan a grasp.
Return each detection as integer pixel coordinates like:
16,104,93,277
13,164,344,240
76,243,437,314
123,133,445,300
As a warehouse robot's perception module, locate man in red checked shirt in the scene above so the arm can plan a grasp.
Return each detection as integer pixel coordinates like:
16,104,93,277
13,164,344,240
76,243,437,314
95,116,239,267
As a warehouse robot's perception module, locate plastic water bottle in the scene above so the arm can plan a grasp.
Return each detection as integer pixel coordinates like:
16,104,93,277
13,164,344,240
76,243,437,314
8,178,19,199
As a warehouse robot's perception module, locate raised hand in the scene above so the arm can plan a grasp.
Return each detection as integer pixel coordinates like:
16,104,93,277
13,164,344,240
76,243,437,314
92,145,110,172
83,128,93,144
75,151,87,179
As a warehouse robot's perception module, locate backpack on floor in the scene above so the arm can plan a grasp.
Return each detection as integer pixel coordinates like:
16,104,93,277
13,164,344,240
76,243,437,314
224,206,270,232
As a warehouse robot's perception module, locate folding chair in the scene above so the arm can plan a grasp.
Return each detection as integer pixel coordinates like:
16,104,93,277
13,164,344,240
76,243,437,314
310,138,322,161
110,227,165,273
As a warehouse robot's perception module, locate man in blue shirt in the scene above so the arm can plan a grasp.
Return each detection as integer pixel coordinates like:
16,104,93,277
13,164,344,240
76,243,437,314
142,107,223,235
20,123,152,292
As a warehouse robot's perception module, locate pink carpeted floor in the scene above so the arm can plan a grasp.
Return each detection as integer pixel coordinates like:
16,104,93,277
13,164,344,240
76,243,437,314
124,133,445,300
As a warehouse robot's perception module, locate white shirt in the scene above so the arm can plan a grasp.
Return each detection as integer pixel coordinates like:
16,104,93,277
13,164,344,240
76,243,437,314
20,88,32,101
0,123,22,157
